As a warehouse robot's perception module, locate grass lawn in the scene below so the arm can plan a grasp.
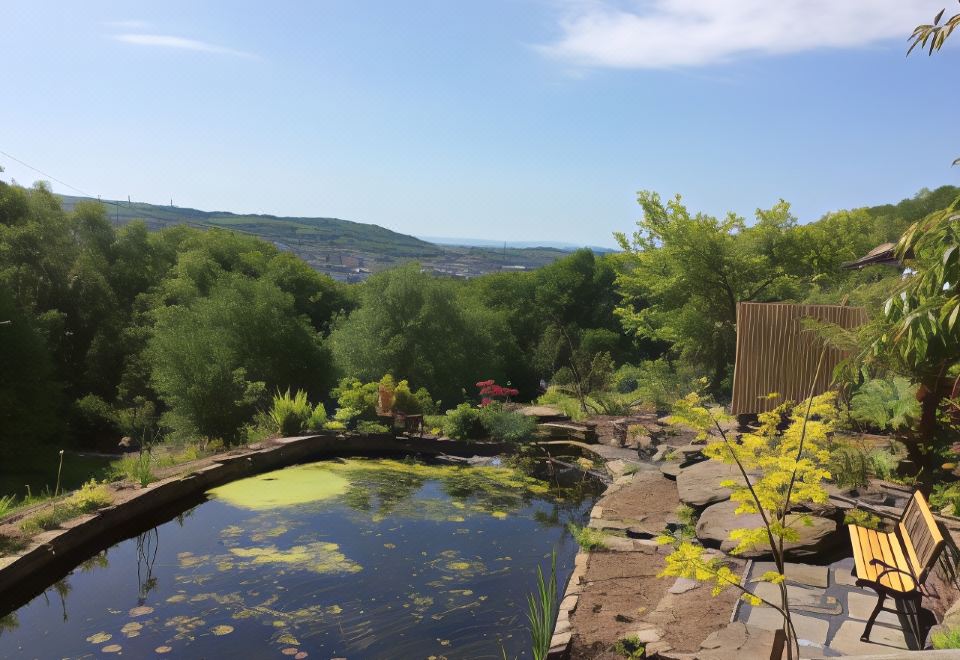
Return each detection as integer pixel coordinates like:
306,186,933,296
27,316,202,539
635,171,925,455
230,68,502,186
0,449,113,500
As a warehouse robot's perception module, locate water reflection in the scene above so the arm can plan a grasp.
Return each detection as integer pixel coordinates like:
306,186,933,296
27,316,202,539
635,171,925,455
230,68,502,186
0,458,597,658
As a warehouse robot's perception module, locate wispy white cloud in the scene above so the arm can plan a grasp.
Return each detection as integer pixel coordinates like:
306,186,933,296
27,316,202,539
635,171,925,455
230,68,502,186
112,33,257,59
538,0,946,69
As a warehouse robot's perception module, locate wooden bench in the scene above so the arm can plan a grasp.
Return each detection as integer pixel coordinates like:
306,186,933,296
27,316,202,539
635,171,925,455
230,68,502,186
847,490,945,643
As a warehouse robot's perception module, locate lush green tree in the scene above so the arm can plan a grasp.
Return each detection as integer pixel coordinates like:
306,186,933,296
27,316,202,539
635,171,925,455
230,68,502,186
329,264,510,405
0,289,62,456
864,201,960,476
147,273,332,442
614,192,803,392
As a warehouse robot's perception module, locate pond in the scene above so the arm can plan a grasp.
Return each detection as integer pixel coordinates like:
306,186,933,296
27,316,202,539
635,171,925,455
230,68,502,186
0,458,596,659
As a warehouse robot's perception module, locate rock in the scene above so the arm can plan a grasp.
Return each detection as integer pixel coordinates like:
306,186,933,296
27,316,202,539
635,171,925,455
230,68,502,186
667,577,700,594
697,622,780,660
696,499,842,560
615,613,635,623
600,535,636,552
750,581,842,615
676,461,745,508
651,446,672,462
628,625,665,644
660,462,683,480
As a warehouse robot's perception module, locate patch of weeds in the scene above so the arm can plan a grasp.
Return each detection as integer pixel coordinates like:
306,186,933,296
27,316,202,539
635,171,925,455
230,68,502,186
0,494,15,518
612,635,645,658
844,508,883,530
356,421,390,434
933,627,960,649
0,534,28,556
567,523,607,550
19,480,113,534
109,453,156,487
622,463,642,476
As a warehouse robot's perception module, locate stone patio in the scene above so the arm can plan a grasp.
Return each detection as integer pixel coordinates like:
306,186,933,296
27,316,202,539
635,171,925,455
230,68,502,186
735,557,936,657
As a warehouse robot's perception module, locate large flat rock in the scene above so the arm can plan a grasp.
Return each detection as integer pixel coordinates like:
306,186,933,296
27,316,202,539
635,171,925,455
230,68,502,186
676,460,744,508
696,499,842,560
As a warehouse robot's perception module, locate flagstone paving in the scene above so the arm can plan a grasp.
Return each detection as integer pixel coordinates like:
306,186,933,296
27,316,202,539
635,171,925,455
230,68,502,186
735,557,921,656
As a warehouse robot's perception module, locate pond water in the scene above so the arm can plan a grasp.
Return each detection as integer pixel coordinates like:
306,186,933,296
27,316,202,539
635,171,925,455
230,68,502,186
0,458,595,659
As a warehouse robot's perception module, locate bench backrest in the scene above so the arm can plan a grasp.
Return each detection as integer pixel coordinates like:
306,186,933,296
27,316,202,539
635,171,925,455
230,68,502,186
898,491,945,584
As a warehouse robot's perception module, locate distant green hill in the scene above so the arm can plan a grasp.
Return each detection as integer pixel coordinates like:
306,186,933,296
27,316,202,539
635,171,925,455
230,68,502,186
58,195,571,279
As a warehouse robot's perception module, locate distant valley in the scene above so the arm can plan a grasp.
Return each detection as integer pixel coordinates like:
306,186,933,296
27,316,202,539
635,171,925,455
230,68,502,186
59,195,583,281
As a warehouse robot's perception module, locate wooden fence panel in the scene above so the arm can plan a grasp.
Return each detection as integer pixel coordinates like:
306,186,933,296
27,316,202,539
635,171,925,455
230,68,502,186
730,302,868,415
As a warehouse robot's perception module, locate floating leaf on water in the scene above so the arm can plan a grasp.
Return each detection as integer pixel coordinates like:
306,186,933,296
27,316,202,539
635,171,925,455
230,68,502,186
86,632,112,644
224,542,361,574
281,648,300,656
102,644,122,653
129,605,154,617
155,646,172,654
207,465,350,510
447,562,471,571
165,594,187,604
121,622,143,635
325,605,342,615
278,633,300,645
491,511,507,519
447,516,465,522
383,543,396,549
211,625,234,636
295,653,308,659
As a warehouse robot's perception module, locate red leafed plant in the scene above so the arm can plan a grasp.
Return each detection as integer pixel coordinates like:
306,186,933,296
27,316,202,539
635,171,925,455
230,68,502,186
476,380,518,407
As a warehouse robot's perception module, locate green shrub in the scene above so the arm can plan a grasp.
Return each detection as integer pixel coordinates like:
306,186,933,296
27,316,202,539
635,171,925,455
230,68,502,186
849,377,921,432
567,523,607,550
829,445,870,489
20,480,113,534
844,508,883,530
322,420,347,431
356,420,390,434
931,483,960,516
268,388,313,436
307,403,328,430
479,406,537,443
443,403,485,440
612,635,645,659
868,449,898,481
933,627,960,649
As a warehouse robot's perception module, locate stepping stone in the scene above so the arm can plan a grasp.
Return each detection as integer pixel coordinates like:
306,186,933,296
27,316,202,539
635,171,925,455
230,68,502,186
750,582,842,616
745,608,829,646
833,567,859,587
847,590,901,627
828,620,907,655
698,622,779,660
751,562,829,588
676,460,744,508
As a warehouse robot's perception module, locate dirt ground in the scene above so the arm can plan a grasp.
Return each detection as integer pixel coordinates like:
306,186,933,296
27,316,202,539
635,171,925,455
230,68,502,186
569,545,744,659
568,459,744,659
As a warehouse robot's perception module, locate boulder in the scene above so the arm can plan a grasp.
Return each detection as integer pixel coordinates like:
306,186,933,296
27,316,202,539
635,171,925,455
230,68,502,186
660,462,683,480
676,460,744,508
696,499,843,560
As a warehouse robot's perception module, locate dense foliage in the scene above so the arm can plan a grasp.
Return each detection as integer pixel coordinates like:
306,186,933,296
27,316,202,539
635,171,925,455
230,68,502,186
2,177,958,461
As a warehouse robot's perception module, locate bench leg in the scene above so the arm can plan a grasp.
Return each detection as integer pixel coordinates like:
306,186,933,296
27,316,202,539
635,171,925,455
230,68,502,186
861,591,886,642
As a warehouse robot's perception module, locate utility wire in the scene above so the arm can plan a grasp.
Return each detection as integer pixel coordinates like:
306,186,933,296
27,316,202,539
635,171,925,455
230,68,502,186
0,148,266,239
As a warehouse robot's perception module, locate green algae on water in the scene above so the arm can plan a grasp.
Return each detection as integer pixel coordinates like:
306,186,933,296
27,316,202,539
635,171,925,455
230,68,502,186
207,464,350,510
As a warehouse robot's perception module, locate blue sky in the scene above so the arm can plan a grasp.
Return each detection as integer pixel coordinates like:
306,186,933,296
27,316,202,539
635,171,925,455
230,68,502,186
1,1,957,247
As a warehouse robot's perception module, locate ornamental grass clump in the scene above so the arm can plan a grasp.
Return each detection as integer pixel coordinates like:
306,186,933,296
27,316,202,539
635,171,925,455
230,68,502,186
658,389,837,660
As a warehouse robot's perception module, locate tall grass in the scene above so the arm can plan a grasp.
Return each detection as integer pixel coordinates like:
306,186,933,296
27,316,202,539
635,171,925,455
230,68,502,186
109,452,156,487
527,550,558,660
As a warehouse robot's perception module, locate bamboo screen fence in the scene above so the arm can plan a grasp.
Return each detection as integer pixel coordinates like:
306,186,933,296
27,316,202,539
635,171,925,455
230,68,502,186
730,302,868,415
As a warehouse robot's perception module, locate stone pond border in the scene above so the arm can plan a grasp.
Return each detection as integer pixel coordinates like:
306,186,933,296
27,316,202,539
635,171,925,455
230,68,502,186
0,432,513,610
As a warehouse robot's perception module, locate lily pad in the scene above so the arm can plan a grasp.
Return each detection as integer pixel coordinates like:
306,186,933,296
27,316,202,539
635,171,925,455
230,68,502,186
86,632,112,644
211,624,234,636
